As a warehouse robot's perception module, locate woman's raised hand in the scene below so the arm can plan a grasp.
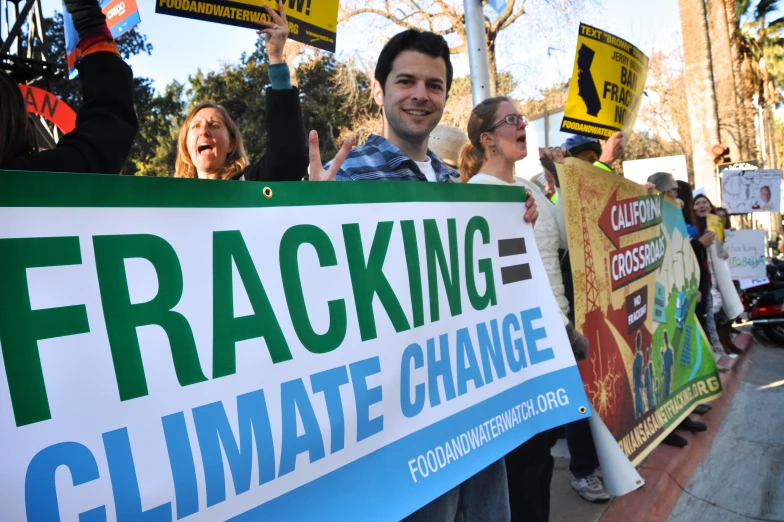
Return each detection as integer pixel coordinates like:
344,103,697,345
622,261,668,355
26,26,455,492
253,0,289,64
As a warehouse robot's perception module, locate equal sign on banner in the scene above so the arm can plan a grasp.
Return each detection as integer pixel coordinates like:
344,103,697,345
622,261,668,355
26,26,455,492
498,238,532,284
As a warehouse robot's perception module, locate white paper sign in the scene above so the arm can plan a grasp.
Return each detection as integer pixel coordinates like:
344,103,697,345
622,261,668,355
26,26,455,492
721,169,783,214
725,230,767,280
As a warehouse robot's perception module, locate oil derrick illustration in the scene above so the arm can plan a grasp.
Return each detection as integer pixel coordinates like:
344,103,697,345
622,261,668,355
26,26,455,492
582,202,600,313
579,192,621,419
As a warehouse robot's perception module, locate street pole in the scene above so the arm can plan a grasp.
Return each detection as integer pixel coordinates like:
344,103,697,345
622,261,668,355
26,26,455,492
463,0,491,105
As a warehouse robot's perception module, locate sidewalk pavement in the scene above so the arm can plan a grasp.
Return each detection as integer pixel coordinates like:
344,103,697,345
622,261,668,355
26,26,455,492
550,445,611,522
549,330,764,522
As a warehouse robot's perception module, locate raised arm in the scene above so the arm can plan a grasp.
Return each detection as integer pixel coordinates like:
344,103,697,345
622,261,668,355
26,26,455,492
3,0,137,174
242,1,308,182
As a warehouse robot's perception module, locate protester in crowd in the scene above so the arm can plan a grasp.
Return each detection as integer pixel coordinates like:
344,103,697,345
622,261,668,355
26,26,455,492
309,28,537,522
458,95,589,522
562,132,625,172
173,1,307,181
692,194,734,369
710,206,742,353
647,172,679,200
0,0,137,173
552,133,631,503
715,207,732,230
694,194,744,360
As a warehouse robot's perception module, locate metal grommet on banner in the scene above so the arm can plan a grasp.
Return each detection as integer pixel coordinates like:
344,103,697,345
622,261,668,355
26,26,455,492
262,187,273,199
578,406,587,414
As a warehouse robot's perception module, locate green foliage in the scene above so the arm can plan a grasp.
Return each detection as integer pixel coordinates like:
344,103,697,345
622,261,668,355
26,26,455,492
295,53,376,162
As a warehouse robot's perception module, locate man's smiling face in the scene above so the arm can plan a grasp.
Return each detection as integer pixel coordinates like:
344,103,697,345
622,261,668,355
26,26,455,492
373,50,448,149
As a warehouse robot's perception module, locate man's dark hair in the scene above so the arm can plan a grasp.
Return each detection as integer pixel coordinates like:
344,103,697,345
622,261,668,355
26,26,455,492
375,29,453,94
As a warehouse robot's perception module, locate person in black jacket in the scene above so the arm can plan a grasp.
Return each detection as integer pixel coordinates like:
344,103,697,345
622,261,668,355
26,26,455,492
173,1,307,182
0,0,137,173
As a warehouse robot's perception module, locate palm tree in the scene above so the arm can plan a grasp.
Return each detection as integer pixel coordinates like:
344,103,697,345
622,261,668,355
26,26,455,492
678,0,722,198
706,0,754,160
730,0,783,167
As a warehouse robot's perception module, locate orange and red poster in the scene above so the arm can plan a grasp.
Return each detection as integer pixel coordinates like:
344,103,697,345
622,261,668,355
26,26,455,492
559,159,722,464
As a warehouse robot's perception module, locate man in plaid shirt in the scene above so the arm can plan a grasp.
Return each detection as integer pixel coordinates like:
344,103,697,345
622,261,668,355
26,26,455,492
309,28,538,522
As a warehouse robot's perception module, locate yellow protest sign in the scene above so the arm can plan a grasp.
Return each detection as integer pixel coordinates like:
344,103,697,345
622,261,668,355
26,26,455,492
156,0,338,52
560,23,649,139
707,213,725,244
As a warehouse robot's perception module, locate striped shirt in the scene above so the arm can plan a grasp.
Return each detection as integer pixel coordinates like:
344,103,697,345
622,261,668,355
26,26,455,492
332,134,458,182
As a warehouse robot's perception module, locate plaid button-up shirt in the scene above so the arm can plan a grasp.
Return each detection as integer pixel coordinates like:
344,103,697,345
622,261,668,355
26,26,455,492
332,134,458,182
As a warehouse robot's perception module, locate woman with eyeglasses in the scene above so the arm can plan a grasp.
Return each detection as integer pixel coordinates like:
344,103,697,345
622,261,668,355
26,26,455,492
459,96,589,522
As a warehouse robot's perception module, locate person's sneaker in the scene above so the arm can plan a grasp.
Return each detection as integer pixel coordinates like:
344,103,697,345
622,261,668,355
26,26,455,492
571,473,611,503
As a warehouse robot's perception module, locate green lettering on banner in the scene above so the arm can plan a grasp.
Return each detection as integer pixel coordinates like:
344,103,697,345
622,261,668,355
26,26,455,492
343,222,411,342
464,216,497,311
401,220,425,329
94,234,207,401
0,237,90,427
279,225,347,354
212,231,292,377
425,219,462,321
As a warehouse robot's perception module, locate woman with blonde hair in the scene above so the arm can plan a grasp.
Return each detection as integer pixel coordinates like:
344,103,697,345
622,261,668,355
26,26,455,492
174,1,308,181
459,96,593,520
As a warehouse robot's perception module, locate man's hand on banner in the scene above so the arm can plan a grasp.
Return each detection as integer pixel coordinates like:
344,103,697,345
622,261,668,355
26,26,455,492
644,182,656,194
308,130,355,181
565,322,589,361
600,131,625,165
253,1,289,65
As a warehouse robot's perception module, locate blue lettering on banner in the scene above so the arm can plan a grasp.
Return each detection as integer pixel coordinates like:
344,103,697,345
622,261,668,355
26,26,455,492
232,366,587,521
25,442,105,522
21,310,574,521
104,428,171,521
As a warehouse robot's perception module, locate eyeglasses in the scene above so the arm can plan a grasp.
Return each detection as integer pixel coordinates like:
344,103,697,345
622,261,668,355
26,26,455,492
487,114,527,131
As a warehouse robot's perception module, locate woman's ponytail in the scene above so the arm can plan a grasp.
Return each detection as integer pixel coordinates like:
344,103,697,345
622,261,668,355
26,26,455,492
458,141,485,182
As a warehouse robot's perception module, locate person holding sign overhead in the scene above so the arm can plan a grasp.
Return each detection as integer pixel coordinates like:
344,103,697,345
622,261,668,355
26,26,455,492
173,1,308,181
0,0,137,173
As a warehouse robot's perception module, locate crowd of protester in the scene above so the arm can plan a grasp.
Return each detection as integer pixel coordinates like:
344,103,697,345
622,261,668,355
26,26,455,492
0,1,746,520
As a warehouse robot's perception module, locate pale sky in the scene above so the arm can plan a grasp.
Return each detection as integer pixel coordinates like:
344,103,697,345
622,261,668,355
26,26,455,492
39,0,685,94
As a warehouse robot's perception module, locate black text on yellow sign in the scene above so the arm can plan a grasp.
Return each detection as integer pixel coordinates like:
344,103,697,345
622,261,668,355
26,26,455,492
560,23,649,140
155,0,338,52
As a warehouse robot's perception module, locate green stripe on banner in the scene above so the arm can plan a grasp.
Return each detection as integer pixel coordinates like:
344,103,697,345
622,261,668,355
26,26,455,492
0,170,527,208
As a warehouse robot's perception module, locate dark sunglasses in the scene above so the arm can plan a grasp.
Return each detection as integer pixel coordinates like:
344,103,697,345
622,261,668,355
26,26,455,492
488,114,528,131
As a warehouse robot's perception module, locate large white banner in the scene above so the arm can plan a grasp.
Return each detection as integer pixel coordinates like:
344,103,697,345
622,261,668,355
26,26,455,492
0,171,589,522
725,230,767,280
721,169,783,213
